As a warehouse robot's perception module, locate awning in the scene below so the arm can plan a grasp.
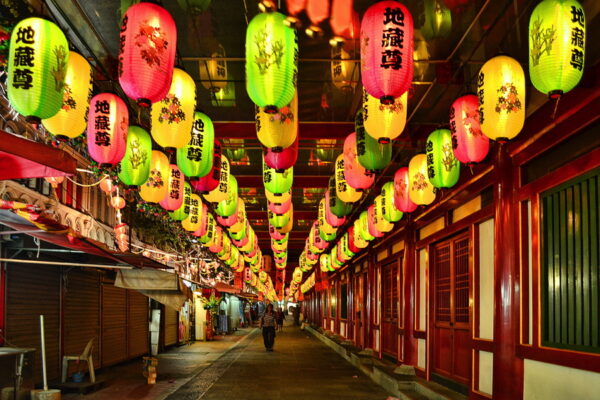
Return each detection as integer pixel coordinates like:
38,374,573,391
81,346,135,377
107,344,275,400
0,130,77,180
213,281,241,294
115,269,192,311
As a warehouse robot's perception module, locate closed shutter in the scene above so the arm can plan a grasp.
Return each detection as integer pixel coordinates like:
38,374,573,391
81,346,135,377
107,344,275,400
64,269,100,372
6,263,61,383
101,284,127,366
127,290,148,358
163,306,178,346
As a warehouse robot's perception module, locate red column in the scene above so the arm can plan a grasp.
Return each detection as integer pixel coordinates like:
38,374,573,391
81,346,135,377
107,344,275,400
402,224,417,365
492,144,523,399
366,251,375,349
0,261,5,345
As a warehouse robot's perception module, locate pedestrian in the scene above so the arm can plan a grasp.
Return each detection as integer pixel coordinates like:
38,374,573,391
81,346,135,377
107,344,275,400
260,303,277,352
276,307,285,331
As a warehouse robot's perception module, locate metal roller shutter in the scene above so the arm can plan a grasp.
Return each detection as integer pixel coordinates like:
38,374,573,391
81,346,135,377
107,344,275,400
101,284,127,366
5,263,61,383
127,290,149,358
163,306,178,347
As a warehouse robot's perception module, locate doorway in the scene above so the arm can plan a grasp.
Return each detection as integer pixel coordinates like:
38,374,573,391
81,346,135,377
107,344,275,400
353,273,365,348
381,259,400,358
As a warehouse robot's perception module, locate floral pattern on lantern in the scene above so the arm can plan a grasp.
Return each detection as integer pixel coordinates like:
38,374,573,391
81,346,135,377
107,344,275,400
118,126,152,186
408,153,435,205
426,128,460,189
140,151,170,202
256,93,298,151
362,87,407,144
393,167,418,213
449,94,489,164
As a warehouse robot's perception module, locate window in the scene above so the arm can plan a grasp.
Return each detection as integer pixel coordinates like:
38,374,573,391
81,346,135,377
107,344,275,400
330,286,336,318
541,168,599,353
340,284,348,319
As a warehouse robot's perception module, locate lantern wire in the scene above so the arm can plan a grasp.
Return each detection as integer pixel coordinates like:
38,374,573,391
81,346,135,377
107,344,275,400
551,96,561,121
64,174,110,188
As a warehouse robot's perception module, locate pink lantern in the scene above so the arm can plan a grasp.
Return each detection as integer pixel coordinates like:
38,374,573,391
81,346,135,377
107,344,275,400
324,190,347,227
312,221,329,250
192,203,209,237
232,233,249,248
347,230,360,254
343,133,374,190
191,140,221,193
209,227,224,253
306,0,330,36
330,2,359,43
264,135,298,171
361,1,414,104
449,94,489,165
269,224,287,240
118,2,177,107
393,167,418,213
306,250,319,261
217,211,238,227
111,196,126,209
159,164,185,211
367,205,384,238
268,198,292,215
87,93,128,165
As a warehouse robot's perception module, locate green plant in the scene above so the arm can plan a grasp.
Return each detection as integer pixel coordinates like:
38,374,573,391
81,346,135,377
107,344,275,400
200,294,224,315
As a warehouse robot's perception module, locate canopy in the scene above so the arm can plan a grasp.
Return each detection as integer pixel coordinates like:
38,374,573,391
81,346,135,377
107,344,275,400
115,269,192,311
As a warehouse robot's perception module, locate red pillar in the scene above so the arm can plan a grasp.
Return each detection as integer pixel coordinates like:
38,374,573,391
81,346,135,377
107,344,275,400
366,250,375,350
402,224,417,365
492,144,523,399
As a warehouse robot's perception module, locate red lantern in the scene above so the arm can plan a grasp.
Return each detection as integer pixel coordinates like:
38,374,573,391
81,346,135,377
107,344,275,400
99,177,116,194
217,212,238,227
285,0,307,27
393,167,418,213
269,224,287,240
324,190,346,227
449,94,489,165
311,221,329,251
111,196,126,209
360,1,413,104
191,140,222,193
330,1,359,43
44,177,64,189
343,133,374,190
268,198,292,215
119,2,177,107
159,164,185,211
367,204,384,238
87,93,128,165
264,135,298,171
306,0,330,36
192,203,209,238
347,230,361,254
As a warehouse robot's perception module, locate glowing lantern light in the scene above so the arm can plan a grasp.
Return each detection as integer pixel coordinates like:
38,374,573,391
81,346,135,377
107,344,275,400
245,10,297,113
256,93,298,151
408,153,435,205
268,198,292,215
217,211,238,227
426,128,460,189
229,199,247,232
343,133,374,190
478,55,525,142
325,191,347,227
310,222,329,251
266,188,292,204
449,94,489,164
328,177,353,217
7,18,69,122
305,0,330,37
529,0,585,99
42,52,92,139
199,43,227,92
169,181,192,220
381,181,403,222
331,43,360,92
118,126,152,186
209,227,224,253
361,1,413,105
203,156,230,203
362,88,407,144
191,140,222,193
358,211,375,241
373,195,394,233
87,93,128,165
159,164,185,211
285,0,306,27
193,203,209,238
215,175,238,217
335,155,362,203
318,199,337,235
139,151,170,202
200,214,216,245
111,196,126,209
119,2,176,107
99,177,116,194
264,135,298,171
269,224,287,240
277,209,294,233
320,253,331,272
319,224,337,242
269,207,290,229
151,68,195,149
340,234,355,259
44,176,64,189
211,77,236,107
330,3,360,44
263,159,293,195
230,220,248,241
349,225,368,249
393,167,417,213
177,111,214,177
182,194,203,231
355,109,392,172
421,0,452,41
367,204,385,237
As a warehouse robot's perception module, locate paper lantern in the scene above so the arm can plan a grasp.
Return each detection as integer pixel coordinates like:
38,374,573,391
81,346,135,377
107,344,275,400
256,93,298,151
7,18,69,121
319,223,337,242
87,93,128,165
285,0,306,27
357,211,375,241
393,167,417,213
269,223,287,241
230,219,248,240
169,181,192,220
42,52,92,138
191,140,222,193
320,253,331,272
182,194,203,231
263,159,293,194
529,0,585,99
264,135,298,171
215,175,238,217
193,203,209,238
328,177,353,217
324,191,347,227
310,222,329,251
217,211,238,228
139,151,170,202
199,213,216,244
305,0,330,37
277,210,294,233
199,43,227,92
426,128,460,189
408,153,435,205
272,238,287,252
355,109,392,171
334,154,362,203
245,11,297,113
331,43,360,92
177,112,214,177
362,88,407,144
340,234,355,258
330,4,360,43
159,164,185,211
268,208,290,229
361,1,413,104
343,133,374,190
44,176,64,189
367,204,386,237
209,227,224,253
449,94,489,164
268,198,292,215
151,68,195,149
118,126,152,186
99,177,116,194
381,181,403,222
421,0,452,40
203,156,230,203
211,77,236,107
119,2,176,107
318,199,337,235
349,225,368,249
229,199,247,232
111,196,126,209
477,55,525,142
265,188,292,204
373,195,394,233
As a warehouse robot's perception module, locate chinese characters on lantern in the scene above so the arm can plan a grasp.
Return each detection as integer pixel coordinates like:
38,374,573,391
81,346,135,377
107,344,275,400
569,5,584,71
94,100,111,147
187,118,205,162
12,26,36,90
380,7,405,70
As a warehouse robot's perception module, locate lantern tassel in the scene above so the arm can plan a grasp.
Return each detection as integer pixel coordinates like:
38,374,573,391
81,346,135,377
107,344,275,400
551,96,561,121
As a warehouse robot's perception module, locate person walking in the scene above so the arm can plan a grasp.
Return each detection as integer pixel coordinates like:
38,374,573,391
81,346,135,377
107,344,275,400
276,307,285,331
260,303,277,351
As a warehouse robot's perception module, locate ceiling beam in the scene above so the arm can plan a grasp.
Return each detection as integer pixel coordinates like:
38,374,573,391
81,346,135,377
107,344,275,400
246,210,318,220
215,122,354,140
236,175,330,188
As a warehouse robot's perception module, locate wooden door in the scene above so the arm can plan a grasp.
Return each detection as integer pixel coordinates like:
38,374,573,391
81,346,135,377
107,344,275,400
353,273,364,348
432,233,471,386
381,260,400,357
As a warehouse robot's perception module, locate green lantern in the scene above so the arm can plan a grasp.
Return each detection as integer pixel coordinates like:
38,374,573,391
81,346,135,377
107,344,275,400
263,158,293,194
169,181,192,221
420,0,452,41
328,177,353,217
211,77,236,107
426,128,460,189
358,211,375,242
200,214,216,244
381,181,404,223
177,112,215,177
529,0,585,99
341,234,355,259
355,109,392,172
268,209,290,229
230,222,247,241
319,224,337,242
118,126,152,186
216,175,238,217
7,17,69,121
245,10,297,113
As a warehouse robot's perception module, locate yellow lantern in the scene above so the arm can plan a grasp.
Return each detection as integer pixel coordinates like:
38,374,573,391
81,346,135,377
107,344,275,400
334,154,362,203
42,52,93,139
362,89,407,143
256,93,298,151
199,44,228,92
331,43,360,92
408,154,436,206
477,55,525,142
182,194,203,231
139,151,170,202
229,198,247,233
203,156,230,203
265,188,292,204
373,195,394,233
151,68,196,149
318,199,337,235
277,211,294,234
